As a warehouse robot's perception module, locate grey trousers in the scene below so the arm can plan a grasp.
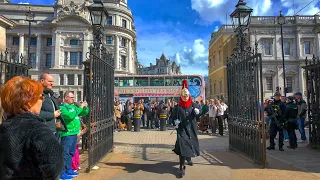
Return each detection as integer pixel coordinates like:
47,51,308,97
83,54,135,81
209,117,217,134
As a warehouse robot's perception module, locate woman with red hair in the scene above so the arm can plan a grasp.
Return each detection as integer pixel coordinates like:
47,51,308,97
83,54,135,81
0,76,63,180
171,80,202,178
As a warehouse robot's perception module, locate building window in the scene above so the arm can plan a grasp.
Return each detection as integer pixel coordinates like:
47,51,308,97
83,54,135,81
286,77,293,88
107,16,112,25
13,37,19,45
60,74,64,85
70,39,79,46
304,41,311,54
30,38,37,46
77,91,82,102
67,74,74,85
106,36,113,45
266,76,273,91
219,80,222,94
30,53,36,68
121,55,126,68
78,74,82,85
284,40,291,56
70,52,78,65
213,55,216,66
47,38,52,46
119,77,133,86
214,83,216,95
121,38,126,47
218,51,221,63
79,52,83,65
45,54,52,68
122,19,127,28
264,40,272,55
150,77,165,86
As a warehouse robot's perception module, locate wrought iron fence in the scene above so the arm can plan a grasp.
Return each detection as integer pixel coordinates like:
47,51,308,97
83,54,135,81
303,55,320,149
82,26,115,171
0,49,29,86
227,33,266,167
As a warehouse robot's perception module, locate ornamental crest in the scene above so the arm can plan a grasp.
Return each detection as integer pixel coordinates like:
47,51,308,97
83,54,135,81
58,1,86,17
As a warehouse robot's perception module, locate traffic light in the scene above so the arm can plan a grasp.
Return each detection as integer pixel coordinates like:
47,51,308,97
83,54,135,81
276,86,280,92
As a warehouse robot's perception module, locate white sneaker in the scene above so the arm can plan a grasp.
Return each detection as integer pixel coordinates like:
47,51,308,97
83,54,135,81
297,139,307,143
284,139,289,142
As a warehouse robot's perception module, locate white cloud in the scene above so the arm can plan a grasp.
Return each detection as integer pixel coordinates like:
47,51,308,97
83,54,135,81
191,0,320,25
214,26,219,32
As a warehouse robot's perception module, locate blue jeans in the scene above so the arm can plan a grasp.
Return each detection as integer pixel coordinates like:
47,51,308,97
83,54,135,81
284,129,289,140
297,118,306,140
265,117,271,136
60,135,78,172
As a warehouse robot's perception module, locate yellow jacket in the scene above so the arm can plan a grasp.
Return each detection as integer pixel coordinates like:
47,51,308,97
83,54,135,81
133,104,144,119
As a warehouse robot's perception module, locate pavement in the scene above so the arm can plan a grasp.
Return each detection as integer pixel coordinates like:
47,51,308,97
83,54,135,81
75,128,320,180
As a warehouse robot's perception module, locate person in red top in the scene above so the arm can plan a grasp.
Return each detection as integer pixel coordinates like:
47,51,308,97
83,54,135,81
171,80,202,178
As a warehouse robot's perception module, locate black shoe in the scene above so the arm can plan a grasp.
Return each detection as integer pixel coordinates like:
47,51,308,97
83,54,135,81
178,166,186,178
287,146,295,149
187,161,193,166
267,146,275,150
279,147,284,151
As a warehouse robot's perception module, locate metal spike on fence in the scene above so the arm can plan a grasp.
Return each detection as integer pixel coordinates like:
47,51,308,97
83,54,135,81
305,56,308,66
312,54,316,65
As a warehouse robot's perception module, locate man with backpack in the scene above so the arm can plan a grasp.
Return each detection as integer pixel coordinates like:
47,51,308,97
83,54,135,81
284,96,299,149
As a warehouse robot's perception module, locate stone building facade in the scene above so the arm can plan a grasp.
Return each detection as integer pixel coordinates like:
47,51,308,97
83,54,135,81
209,15,319,99
0,0,137,102
137,53,181,75
0,15,15,52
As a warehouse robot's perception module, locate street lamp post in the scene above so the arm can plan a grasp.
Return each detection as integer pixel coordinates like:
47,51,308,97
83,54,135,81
25,7,35,66
278,10,286,97
87,0,108,50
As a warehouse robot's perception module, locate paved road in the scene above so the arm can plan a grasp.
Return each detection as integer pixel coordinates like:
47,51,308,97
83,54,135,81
76,129,320,180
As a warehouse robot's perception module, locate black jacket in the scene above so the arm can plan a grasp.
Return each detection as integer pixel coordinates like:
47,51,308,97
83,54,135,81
0,112,64,180
39,89,61,133
171,103,202,157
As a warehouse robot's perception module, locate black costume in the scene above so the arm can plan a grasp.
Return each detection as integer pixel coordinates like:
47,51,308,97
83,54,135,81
285,96,299,149
266,92,286,151
171,80,201,177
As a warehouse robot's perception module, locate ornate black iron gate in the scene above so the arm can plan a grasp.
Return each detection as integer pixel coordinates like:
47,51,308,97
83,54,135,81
227,44,266,167
303,56,320,149
82,32,115,171
0,49,29,86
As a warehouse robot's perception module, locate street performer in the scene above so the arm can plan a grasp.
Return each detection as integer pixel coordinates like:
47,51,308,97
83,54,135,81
171,80,202,178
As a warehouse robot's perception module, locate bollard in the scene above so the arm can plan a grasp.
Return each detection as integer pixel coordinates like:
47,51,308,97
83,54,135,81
160,118,167,131
134,118,141,132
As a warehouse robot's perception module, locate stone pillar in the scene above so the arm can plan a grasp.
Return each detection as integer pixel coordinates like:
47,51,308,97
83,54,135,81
36,34,42,69
51,33,56,68
64,74,68,86
299,66,305,95
83,31,89,65
114,35,119,70
128,39,132,73
296,33,301,60
18,33,24,58
275,34,281,87
75,74,78,85
317,33,320,57
54,31,61,68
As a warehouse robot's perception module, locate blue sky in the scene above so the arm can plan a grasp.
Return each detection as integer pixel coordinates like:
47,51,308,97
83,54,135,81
12,0,320,75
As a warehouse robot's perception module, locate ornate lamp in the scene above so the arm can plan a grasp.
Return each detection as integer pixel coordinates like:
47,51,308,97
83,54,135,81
278,10,285,25
230,0,253,32
87,0,108,27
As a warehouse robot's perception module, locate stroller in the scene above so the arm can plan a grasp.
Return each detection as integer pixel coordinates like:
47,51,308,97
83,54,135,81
198,114,209,133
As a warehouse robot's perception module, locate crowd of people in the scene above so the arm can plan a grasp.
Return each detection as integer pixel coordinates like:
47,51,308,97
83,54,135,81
0,74,89,180
264,92,307,151
113,94,229,137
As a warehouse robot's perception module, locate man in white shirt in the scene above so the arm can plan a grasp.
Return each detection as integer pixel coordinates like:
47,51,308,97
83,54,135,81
208,99,217,136
221,101,228,130
216,100,225,136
